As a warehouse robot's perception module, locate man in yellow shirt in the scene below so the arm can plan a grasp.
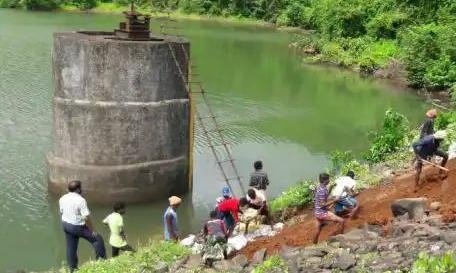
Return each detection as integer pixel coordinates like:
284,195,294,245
103,202,134,257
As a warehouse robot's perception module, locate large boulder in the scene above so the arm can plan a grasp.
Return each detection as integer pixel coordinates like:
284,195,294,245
391,198,428,220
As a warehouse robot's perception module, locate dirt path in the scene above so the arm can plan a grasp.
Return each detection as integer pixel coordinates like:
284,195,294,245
241,159,456,258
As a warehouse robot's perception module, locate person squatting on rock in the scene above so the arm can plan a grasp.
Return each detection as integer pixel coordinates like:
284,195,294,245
420,109,438,139
217,196,249,236
249,160,270,194
313,173,345,244
202,210,229,266
59,180,106,272
330,170,359,218
164,196,182,241
412,130,448,186
103,202,135,257
246,188,274,230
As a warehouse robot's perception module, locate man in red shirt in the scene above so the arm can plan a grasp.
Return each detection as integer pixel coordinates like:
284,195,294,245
218,197,248,236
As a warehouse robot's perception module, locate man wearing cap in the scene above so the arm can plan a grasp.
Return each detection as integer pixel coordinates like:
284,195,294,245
59,180,106,272
420,109,438,139
413,130,448,185
164,196,182,241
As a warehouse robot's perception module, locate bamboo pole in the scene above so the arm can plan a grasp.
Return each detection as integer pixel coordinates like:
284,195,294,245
421,159,449,172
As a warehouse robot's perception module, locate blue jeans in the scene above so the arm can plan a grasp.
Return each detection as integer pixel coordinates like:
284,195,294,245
221,211,235,232
63,222,106,272
335,196,357,214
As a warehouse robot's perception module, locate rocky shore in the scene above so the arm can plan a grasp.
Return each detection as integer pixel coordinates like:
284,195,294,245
149,198,456,273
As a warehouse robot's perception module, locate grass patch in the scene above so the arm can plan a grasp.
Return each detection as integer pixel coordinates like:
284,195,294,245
270,179,314,213
253,256,288,273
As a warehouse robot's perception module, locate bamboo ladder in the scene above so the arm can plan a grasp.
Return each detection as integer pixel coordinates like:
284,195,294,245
160,21,246,197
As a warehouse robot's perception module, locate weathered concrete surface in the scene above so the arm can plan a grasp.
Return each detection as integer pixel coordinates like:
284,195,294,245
47,32,190,203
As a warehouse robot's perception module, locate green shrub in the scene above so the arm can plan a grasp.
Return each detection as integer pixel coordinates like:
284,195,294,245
411,252,456,273
23,0,60,10
366,11,408,39
0,0,22,8
71,0,97,10
270,179,314,213
400,23,456,89
364,109,409,163
77,241,189,273
253,256,288,273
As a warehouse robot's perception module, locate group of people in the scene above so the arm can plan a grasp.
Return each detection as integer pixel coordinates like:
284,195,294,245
59,181,135,272
58,109,449,271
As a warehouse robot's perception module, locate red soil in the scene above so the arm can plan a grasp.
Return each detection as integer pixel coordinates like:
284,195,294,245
241,159,456,258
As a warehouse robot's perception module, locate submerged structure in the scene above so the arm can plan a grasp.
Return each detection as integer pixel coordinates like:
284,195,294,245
47,7,192,203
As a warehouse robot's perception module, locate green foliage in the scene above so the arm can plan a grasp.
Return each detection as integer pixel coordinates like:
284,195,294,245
400,23,456,89
270,179,314,213
253,256,288,273
70,0,97,10
0,0,21,8
76,241,189,273
23,0,59,10
364,109,409,163
411,252,456,273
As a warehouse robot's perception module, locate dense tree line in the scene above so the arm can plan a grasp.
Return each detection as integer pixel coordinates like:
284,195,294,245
2,0,455,91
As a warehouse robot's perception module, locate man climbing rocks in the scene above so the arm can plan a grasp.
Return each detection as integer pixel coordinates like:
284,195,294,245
313,173,345,244
164,196,182,241
249,160,270,193
330,170,359,218
413,130,448,186
59,181,106,272
420,109,437,139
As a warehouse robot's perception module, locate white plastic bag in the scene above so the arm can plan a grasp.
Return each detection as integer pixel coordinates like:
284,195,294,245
227,235,248,251
180,234,196,247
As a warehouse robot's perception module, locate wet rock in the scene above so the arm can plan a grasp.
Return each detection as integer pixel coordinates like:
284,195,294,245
300,247,330,258
391,198,428,220
251,248,267,265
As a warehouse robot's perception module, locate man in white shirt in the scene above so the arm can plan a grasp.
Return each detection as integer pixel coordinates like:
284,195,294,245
246,188,273,227
330,170,359,218
59,181,106,272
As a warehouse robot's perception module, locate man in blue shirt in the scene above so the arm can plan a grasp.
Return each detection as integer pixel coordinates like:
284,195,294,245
164,196,182,241
413,130,448,186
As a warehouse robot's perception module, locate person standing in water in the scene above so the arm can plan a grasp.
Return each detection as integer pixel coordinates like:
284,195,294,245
103,202,135,257
249,160,270,194
164,196,182,241
59,180,106,272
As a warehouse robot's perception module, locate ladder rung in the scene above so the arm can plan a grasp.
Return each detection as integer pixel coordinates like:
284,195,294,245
198,115,216,120
225,177,243,181
209,142,230,147
219,159,234,163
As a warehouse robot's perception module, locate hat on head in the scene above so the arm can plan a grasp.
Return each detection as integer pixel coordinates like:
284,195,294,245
222,186,231,197
434,130,447,140
426,109,438,118
168,196,182,206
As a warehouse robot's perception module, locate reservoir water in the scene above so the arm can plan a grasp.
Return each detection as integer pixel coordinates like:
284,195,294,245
0,9,425,271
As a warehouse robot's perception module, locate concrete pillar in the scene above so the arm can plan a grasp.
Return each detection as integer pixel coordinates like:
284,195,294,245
47,32,190,203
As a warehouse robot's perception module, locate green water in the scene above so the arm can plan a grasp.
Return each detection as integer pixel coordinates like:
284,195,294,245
0,8,426,271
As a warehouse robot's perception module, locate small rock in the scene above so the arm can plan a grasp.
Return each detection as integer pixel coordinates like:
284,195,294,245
331,252,356,270
153,261,168,273
391,198,428,220
251,248,267,265
184,254,202,268
279,245,300,260
212,260,234,272
231,254,249,269
441,232,456,244
430,202,442,211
